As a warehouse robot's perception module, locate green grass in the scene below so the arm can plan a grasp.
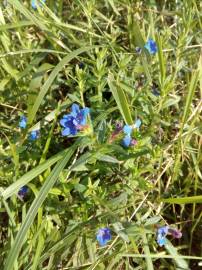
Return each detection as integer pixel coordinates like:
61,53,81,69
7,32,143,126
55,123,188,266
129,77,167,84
0,0,202,269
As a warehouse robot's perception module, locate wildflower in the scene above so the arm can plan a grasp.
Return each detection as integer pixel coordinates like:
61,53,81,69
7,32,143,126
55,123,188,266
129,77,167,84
29,130,40,141
122,135,132,147
135,47,142,54
157,226,169,247
31,0,46,9
18,186,28,199
19,116,27,129
144,39,157,54
157,226,182,247
96,228,111,246
122,119,141,147
60,103,89,137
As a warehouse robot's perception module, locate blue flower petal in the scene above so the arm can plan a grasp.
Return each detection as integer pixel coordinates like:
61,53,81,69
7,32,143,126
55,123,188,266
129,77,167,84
122,135,131,147
134,119,141,129
19,116,27,129
157,236,166,247
61,128,71,136
81,107,90,117
71,103,80,117
156,226,169,247
31,0,46,9
60,118,68,127
158,226,169,236
96,228,111,246
144,39,157,54
123,125,132,135
69,125,78,135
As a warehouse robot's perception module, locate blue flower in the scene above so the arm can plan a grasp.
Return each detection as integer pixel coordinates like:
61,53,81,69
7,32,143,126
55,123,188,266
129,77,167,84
31,0,46,9
144,39,157,54
29,130,40,141
19,116,27,129
122,119,141,147
157,226,169,247
122,135,132,147
133,119,141,129
18,186,28,199
96,228,111,246
60,103,89,137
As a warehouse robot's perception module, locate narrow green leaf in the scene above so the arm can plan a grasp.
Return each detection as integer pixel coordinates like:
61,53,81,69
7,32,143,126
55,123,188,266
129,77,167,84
165,240,189,269
108,73,133,125
31,234,44,270
161,196,202,204
1,149,69,200
142,231,154,270
28,46,96,124
4,141,79,270
182,70,199,124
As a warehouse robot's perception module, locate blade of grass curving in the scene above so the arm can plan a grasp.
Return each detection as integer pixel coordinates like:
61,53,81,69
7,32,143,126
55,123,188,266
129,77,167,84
3,139,82,270
7,0,47,31
108,73,133,125
182,70,199,125
24,220,93,270
0,21,33,31
29,99,71,132
28,46,95,124
122,254,202,260
172,69,199,182
1,148,69,200
156,33,166,85
161,196,202,204
142,231,154,270
31,233,44,270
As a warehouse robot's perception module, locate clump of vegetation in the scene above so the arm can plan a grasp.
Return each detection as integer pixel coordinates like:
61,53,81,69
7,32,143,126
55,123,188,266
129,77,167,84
0,1,201,269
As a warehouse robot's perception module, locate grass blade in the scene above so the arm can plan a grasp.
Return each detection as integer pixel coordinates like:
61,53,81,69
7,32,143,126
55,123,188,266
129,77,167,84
161,196,202,204
1,148,69,200
108,73,133,125
3,140,80,270
28,46,96,124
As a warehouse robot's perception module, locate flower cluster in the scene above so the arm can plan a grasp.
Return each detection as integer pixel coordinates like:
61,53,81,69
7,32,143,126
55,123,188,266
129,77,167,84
157,226,182,247
96,228,111,246
122,119,141,147
60,103,89,136
19,116,40,141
